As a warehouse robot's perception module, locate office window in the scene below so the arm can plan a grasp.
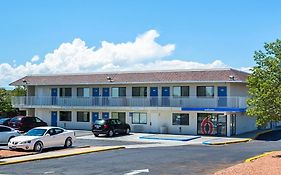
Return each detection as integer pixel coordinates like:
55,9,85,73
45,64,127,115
173,86,189,97
132,112,147,124
77,88,90,97
60,88,72,97
77,112,90,122
59,111,72,121
111,87,126,97
132,87,147,97
111,112,126,123
197,86,214,97
172,113,189,125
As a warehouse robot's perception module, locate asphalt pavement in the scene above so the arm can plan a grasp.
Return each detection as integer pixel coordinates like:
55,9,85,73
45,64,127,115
0,130,280,175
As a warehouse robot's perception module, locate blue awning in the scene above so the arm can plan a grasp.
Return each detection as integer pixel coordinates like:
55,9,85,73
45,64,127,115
181,107,246,112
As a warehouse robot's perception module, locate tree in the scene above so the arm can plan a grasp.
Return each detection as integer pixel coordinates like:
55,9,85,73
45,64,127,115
247,39,281,126
0,87,26,117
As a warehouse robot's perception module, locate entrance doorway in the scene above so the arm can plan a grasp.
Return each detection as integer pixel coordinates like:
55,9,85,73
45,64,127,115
111,112,126,123
150,113,159,133
197,113,227,136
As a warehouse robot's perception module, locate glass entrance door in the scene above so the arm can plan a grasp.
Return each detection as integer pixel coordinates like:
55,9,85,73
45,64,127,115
197,113,227,136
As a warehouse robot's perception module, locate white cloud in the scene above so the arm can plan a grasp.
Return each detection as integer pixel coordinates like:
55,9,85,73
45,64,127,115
239,67,252,73
0,29,234,88
31,55,40,62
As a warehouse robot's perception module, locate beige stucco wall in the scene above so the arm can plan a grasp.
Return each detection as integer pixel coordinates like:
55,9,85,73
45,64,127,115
229,83,248,97
235,113,257,134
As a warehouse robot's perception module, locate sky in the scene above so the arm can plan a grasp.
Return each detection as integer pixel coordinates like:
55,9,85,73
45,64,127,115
0,0,281,88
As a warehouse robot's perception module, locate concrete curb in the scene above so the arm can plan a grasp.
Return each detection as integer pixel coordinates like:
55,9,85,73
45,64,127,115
244,151,273,163
203,129,276,145
202,138,251,145
0,146,125,166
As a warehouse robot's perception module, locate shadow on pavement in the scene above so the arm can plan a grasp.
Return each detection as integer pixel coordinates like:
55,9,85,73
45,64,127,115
255,130,281,141
95,133,133,138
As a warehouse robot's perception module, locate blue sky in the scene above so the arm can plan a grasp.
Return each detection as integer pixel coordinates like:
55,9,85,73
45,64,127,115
0,0,281,87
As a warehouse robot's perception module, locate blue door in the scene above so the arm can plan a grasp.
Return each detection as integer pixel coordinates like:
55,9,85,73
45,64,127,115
102,88,109,106
51,111,57,126
162,87,170,106
51,88,58,105
93,88,99,96
92,112,99,124
218,86,227,107
150,87,158,106
102,112,109,119
92,88,100,106
102,88,109,96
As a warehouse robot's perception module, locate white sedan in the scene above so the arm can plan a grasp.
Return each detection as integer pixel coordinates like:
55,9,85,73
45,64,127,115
8,126,76,152
0,125,21,144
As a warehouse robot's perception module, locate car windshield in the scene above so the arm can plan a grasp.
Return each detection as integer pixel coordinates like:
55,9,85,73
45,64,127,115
25,129,47,136
0,118,8,123
94,120,106,125
10,117,22,122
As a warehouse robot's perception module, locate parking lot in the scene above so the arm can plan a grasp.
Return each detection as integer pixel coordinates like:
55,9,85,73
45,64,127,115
0,129,280,174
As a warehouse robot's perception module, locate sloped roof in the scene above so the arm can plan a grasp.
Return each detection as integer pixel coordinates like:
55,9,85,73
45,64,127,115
10,68,249,86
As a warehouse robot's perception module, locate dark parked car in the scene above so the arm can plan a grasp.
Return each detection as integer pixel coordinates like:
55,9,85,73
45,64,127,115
8,116,47,132
0,118,12,126
92,119,130,137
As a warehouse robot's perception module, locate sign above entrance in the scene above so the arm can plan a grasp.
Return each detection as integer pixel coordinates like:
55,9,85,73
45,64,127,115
181,107,246,112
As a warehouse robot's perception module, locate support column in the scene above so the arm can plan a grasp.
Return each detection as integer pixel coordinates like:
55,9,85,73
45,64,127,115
226,114,231,137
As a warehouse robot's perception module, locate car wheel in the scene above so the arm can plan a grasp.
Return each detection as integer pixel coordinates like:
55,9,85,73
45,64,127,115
94,133,99,137
64,137,72,148
125,128,130,135
107,130,114,137
34,141,43,153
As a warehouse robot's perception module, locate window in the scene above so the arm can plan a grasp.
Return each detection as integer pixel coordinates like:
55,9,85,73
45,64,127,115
23,117,36,123
77,112,90,122
59,111,72,121
197,113,226,136
172,113,189,125
132,112,147,124
197,86,214,97
173,86,189,97
35,117,43,123
77,88,90,97
111,87,126,97
0,126,11,132
132,87,147,97
111,112,126,123
54,128,64,135
60,88,72,97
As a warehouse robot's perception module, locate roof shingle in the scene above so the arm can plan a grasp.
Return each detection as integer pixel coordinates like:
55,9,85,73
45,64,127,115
10,68,249,86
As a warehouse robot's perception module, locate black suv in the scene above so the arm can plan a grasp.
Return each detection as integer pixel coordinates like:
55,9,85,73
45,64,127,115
8,116,47,132
92,119,131,137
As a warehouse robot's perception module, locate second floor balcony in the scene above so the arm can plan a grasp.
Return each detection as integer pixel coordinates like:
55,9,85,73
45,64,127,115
11,96,247,109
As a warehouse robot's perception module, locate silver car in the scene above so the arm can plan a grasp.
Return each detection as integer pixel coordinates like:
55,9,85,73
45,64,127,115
0,125,21,144
8,126,76,152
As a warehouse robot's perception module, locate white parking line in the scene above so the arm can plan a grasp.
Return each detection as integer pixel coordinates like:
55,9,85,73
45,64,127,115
124,169,149,175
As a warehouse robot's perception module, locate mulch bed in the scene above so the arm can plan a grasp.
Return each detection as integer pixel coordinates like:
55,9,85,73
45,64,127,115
214,151,281,175
0,149,36,159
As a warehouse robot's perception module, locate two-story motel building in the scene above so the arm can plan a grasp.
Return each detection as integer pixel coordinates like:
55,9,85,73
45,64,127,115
10,68,257,137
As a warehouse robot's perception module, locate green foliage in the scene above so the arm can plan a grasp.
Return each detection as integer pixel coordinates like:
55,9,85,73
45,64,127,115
247,39,281,126
0,87,26,117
